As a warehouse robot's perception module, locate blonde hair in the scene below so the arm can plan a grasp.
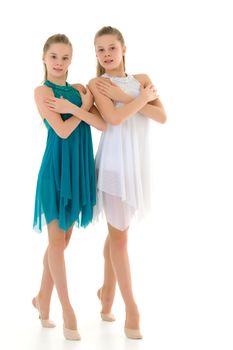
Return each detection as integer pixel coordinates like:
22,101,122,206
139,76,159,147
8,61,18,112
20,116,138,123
43,34,72,80
94,26,126,77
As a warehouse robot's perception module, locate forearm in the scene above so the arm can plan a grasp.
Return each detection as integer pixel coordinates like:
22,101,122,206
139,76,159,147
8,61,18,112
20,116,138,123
120,95,166,124
59,116,81,138
139,104,167,123
105,94,148,125
70,105,106,131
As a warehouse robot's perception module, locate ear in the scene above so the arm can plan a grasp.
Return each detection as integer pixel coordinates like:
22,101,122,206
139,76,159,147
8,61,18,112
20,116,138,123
122,45,126,56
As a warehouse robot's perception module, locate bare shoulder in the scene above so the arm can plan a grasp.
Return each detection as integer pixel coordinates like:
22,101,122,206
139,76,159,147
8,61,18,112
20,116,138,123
133,74,152,86
88,77,106,86
34,85,53,98
72,83,86,93
88,78,98,86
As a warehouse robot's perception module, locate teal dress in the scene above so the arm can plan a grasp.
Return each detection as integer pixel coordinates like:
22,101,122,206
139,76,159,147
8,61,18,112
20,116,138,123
33,80,96,233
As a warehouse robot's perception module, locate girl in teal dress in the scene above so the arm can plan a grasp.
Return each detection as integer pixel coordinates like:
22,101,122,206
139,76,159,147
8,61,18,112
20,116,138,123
32,34,106,341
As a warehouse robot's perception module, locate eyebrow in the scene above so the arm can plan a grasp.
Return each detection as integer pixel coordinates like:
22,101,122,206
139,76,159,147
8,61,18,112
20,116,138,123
49,52,70,57
97,43,116,48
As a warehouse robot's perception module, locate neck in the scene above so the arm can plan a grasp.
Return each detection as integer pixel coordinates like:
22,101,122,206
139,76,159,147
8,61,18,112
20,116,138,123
105,68,126,78
46,75,67,86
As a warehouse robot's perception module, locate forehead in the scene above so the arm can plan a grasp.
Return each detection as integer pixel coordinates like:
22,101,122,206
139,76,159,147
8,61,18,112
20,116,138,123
47,43,72,55
95,34,120,47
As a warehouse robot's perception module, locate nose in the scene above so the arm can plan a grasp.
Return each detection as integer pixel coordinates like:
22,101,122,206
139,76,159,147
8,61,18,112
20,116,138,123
55,60,63,66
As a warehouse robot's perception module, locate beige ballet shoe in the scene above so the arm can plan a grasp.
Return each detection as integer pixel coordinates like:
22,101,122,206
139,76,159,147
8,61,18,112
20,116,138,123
97,288,116,322
33,296,56,328
100,312,116,322
63,325,81,341
124,327,143,339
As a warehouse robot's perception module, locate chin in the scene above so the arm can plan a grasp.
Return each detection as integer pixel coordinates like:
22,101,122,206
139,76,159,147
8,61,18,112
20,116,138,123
103,64,118,71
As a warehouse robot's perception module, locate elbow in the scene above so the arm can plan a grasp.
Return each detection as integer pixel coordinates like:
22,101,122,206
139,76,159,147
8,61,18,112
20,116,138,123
110,120,120,126
109,117,121,126
100,122,107,131
95,117,108,131
96,124,107,132
58,130,69,139
161,115,167,124
159,112,167,124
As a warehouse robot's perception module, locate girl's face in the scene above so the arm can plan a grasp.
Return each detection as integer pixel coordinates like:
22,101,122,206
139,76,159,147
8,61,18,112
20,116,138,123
95,34,125,71
43,43,72,79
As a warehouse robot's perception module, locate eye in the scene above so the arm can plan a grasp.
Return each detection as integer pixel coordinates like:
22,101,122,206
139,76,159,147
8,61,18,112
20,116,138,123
98,49,104,52
51,55,56,59
110,47,115,50
63,57,69,60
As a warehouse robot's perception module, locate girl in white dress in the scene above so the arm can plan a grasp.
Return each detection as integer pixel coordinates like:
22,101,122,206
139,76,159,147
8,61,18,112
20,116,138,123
89,26,167,339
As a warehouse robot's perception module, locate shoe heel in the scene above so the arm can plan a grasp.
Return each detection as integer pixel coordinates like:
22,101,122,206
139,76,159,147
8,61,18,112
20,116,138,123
97,288,116,322
33,296,56,328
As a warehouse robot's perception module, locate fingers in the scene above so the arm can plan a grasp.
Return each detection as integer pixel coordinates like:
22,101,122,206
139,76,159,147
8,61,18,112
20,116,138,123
85,86,93,97
95,83,109,94
101,77,114,85
44,97,56,103
147,84,159,96
44,97,58,110
44,102,56,110
96,87,108,96
86,85,91,93
95,80,112,89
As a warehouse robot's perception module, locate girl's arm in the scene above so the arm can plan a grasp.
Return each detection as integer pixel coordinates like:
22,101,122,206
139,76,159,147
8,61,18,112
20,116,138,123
134,74,167,123
45,84,106,131
95,75,167,124
88,78,157,126
34,86,81,139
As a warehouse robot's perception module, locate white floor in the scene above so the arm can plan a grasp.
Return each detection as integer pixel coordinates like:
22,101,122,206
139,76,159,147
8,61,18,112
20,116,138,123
1,214,233,350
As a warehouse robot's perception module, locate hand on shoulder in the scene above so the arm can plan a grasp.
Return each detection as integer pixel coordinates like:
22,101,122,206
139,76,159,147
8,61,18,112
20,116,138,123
72,83,93,111
133,74,152,87
72,83,86,94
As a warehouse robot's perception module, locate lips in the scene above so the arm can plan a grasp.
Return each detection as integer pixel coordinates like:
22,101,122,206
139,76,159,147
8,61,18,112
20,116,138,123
53,68,63,72
104,59,113,64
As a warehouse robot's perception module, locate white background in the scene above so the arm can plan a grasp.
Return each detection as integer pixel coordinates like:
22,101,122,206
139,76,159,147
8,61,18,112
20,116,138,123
0,0,233,349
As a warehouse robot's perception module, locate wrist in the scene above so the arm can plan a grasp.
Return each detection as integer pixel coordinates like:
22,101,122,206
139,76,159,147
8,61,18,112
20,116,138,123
82,104,88,111
138,93,148,104
123,94,133,103
71,104,79,115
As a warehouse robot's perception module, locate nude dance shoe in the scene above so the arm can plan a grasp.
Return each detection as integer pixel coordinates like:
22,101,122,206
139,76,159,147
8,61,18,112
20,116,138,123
97,288,116,322
124,327,143,339
63,325,81,341
33,296,56,328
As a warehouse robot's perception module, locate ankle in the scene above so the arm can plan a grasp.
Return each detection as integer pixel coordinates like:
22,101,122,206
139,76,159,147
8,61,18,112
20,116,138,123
125,302,139,314
101,285,115,299
63,309,77,329
37,292,51,305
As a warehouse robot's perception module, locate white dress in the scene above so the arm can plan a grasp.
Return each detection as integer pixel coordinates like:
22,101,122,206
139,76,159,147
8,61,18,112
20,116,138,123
94,73,151,231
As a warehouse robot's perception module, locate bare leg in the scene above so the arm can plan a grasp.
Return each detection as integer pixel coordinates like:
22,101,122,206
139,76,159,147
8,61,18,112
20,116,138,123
32,247,53,319
108,223,140,330
47,220,77,329
98,234,117,314
33,222,75,329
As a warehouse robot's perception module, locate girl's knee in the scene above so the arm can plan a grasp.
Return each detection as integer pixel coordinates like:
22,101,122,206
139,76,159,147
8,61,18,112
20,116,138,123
49,239,66,252
109,228,128,248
